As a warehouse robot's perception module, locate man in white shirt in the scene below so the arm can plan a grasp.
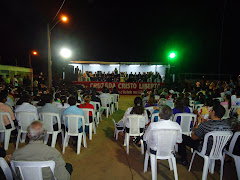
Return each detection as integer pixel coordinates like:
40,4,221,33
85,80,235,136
143,105,182,152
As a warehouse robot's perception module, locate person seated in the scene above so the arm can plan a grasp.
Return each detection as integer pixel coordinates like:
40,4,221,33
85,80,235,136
221,95,234,109
194,92,205,106
79,96,94,123
38,94,61,131
54,93,61,103
57,95,70,109
145,95,158,107
110,87,119,94
173,97,191,125
143,105,182,153
142,90,149,105
0,92,17,129
196,97,213,121
11,120,72,180
177,104,231,166
91,90,101,108
99,87,109,99
15,94,38,123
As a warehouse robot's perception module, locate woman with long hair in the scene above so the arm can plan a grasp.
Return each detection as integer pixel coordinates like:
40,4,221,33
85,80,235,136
56,95,70,108
221,95,232,109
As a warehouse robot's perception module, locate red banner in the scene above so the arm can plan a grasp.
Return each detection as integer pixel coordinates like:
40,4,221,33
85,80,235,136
72,81,164,95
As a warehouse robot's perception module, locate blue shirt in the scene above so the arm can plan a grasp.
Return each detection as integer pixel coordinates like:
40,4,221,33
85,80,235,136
173,106,191,125
63,106,84,129
38,103,61,125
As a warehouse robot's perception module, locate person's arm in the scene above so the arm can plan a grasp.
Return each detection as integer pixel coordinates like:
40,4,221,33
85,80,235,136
191,119,205,140
7,106,15,120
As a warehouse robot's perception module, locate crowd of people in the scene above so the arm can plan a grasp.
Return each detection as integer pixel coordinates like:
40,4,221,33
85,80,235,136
0,74,240,179
74,67,162,82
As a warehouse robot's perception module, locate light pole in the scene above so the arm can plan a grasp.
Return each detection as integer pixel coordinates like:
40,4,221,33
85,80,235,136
48,16,68,90
28,51,38,68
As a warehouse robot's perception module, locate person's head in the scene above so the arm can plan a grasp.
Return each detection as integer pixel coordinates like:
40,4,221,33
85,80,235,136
55,93,60,101
113,87,118,92
60,95,67,106
205,97,213,107
209,105,226,119
0,92,7,103
130,97,144,115
44,94,53,103
16,94,31,105
147,95,155,106
27,121,47,141
236,89,240,98
174,97,185,112
68,96,77,106
159,105,173,120
84,95,91,103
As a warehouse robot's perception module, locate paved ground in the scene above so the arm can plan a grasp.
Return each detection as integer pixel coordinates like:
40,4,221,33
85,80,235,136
5,95,238,180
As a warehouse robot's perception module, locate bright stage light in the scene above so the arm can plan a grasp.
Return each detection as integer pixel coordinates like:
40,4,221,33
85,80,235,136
110,64,119,66
169,52,176,59
60,48,71,58
157,65,162,67
129,65,140,67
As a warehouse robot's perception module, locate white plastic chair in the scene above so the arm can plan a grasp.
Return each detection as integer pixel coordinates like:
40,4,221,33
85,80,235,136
144,129,180,180
90,101,101,125
81,108,96,140
100,98,110,118
189,100,195,109
108,96,114,114
11,160,56,180
31,101,39,107
173,113,197,136
123,115,145,155
213,97,224,103
39,113,64,148
0,157,13,180
62,114,87,154
154,95,160,101
145,107,155,114
15,112,38,149
188,131,233,180
151,113,159,122
222,104,231,119
195,104,204,110
0,112,16,150
111,94,119,110
224,132,240,179
112,119,124,140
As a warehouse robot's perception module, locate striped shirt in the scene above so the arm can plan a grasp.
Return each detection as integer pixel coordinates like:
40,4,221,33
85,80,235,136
194,119,231,155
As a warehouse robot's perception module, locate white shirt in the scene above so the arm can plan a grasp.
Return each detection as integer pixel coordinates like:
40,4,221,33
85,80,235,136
143,119,182,151
123,107,148,128
99,93,109,99
15,102,38,125
56,103,70,109
231,95,237,105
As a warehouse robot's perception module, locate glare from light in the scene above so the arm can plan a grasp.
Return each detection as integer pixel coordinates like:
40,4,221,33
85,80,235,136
90,64,100,66
151,65,156,67
129,65,140,67
157,65,162,67
169,52,176,59
60,48,71,58
32,51,38,55
110,64,119,66
62,16,68,22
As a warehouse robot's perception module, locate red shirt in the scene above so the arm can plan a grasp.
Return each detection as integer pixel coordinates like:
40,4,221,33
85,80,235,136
79,103,94,116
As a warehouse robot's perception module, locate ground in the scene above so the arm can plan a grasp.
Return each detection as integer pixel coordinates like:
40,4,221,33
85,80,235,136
5,95,238,180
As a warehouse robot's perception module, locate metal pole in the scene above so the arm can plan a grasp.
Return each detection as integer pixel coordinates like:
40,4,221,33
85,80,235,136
47,23,52,90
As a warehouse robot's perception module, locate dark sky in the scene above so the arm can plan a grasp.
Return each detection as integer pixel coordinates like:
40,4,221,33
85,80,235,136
1,0,240,75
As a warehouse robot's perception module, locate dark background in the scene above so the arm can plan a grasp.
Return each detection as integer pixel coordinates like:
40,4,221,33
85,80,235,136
0,0,240,76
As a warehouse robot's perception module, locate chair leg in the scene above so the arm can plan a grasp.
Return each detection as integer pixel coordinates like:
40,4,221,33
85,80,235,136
126,134,129,154
66,135,70,147
89,124,93,140
188,151,196,171
140,140,144,155
144,152,149,173
83,133,87,148
115,130,118,140
168,158,173,171
93,122,96,134
61,131,64,145
220,154,225,180
150,154,157,180
16,131,21,150
21,133,27,143
202,157,210,180
77,134,82,154
106,108,109,118
172,156,178,180
62,133,68,154
0,132,4,142
209,159,215,174
44,134,49,145
51,132,58,148
4,130,11,150
124,134,127,146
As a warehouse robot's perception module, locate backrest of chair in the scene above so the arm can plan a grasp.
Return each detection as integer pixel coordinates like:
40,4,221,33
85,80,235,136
100,98,108,107
11,160,55,180
31,101,39,107
16,112,38,131
90,101,100,112
64,115,85,135
81,108,94,124
149,129,179,157
0,157,13,180
228,132,240,154
126,115,144,135
0,112,13,131
173,113,196,134
39,113,61,132
166,100,174,109
111,94,119,103
189,107,193,113
189,100,195,108
201,131,233,159
151,113,159,122
222,104,230,119
145,107,155,114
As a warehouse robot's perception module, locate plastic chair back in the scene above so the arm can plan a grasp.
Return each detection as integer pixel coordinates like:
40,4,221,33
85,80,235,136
90,101,101,112
154,95,160,101
0,112,15,131
0,157,13,180
173,113,196,136
149,129,179,157
15,112,38,131
39,113,61,132
111,94,119,103
11,160,55,180
80,108,94,124
100,98,109,107
222,104,231,119
126,115,144,135
200,131,233,159
145,107,155,114
228,132,240,154
189,100,195,108
63,114,85,136
151,113,159,122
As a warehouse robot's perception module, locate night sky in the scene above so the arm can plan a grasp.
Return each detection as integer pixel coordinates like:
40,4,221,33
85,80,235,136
1,0,240,75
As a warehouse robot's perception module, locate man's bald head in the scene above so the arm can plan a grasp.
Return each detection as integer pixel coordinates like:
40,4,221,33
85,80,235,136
27,121,46,141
